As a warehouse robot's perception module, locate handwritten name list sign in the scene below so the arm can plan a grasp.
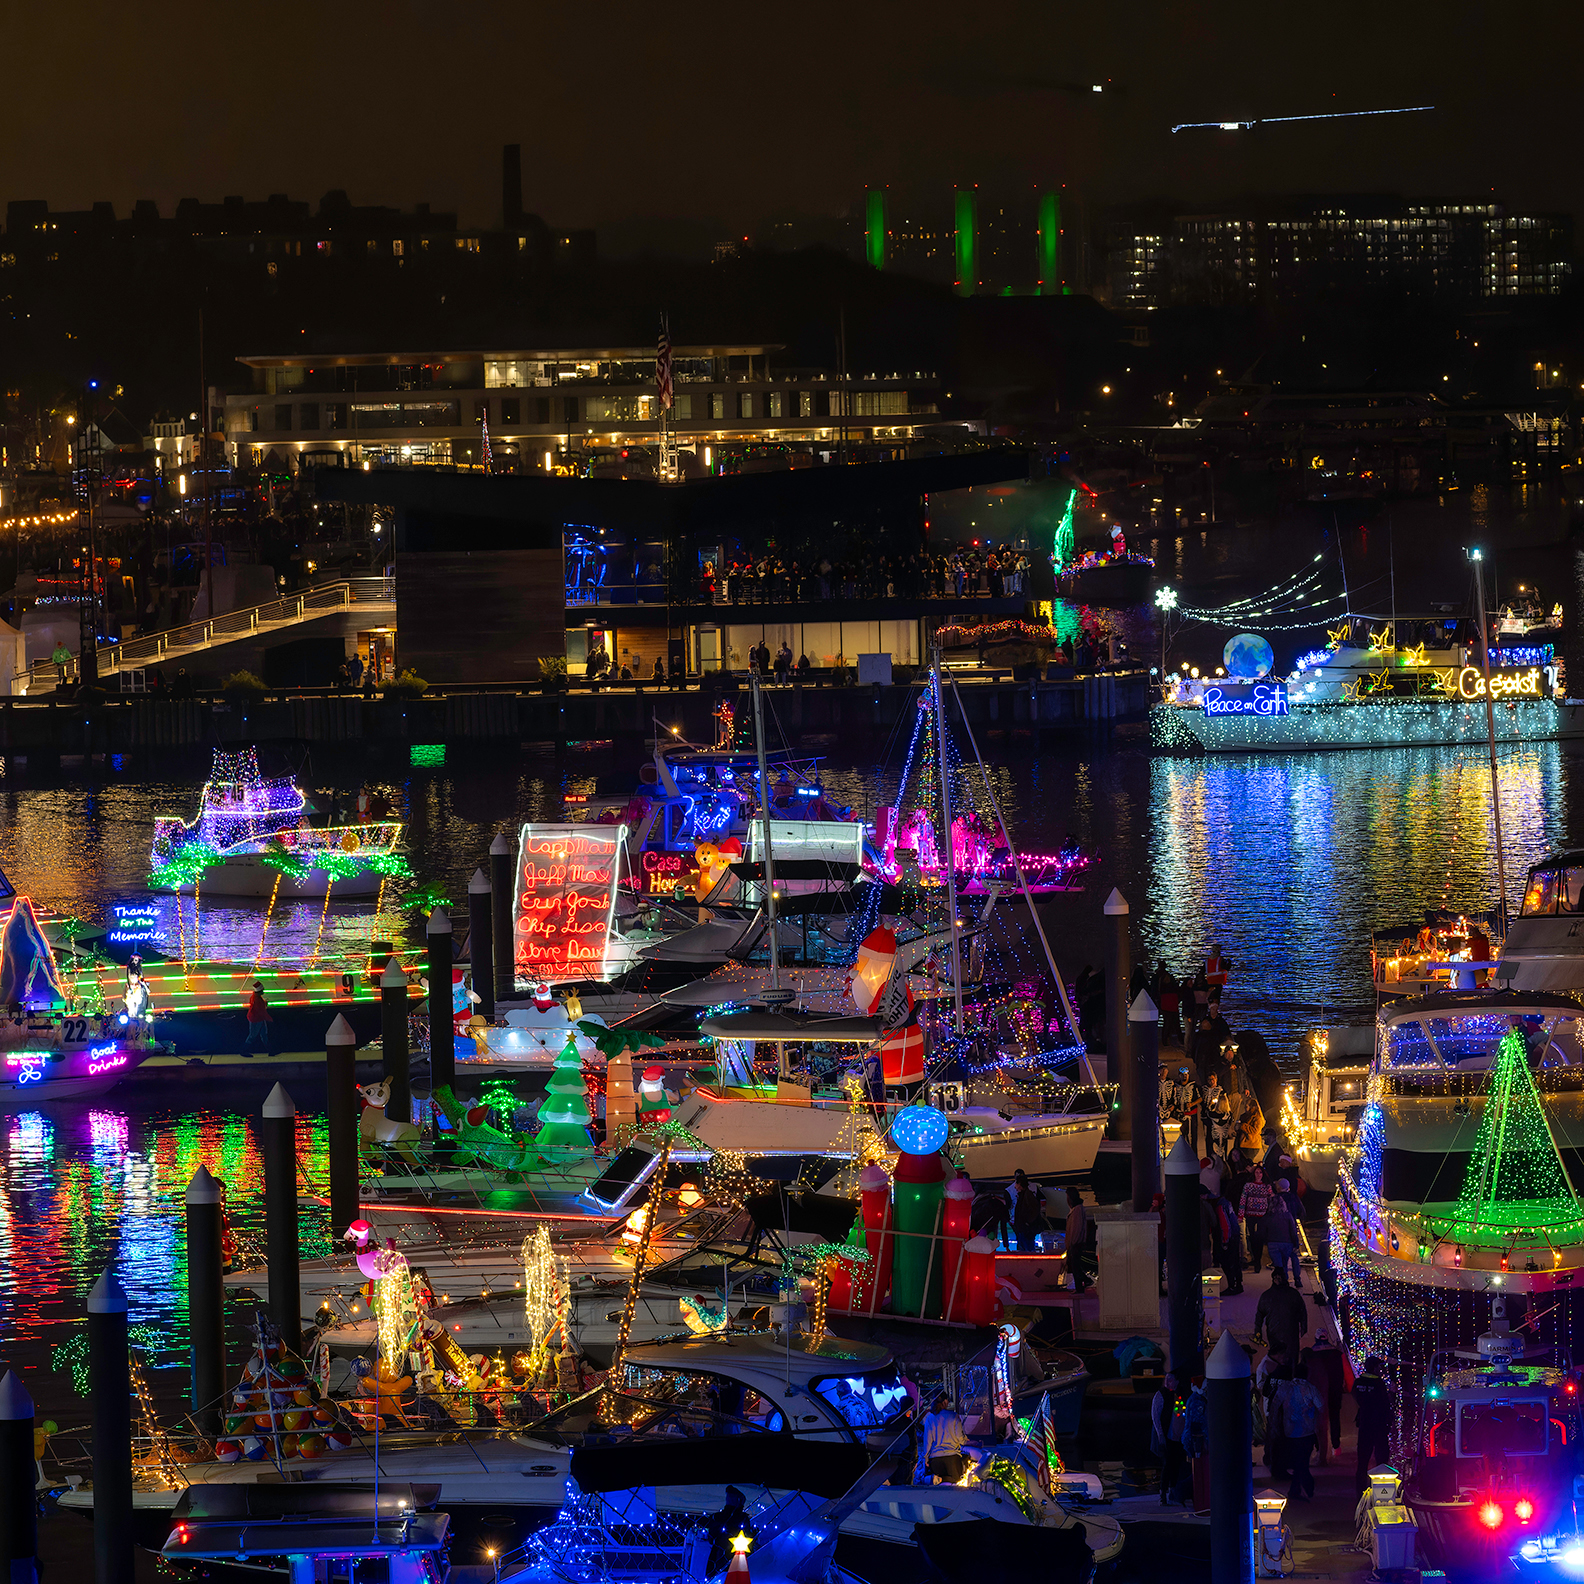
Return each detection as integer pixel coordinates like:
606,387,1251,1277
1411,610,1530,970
513,824,625,981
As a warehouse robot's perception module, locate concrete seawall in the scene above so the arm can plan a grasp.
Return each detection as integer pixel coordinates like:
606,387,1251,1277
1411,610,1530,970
0,671,1150,760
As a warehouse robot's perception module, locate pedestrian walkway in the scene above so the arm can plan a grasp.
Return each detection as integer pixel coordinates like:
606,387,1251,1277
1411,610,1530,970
1067,1256,1383,1582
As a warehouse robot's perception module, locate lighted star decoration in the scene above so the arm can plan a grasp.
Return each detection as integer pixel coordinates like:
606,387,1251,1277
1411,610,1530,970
730,1533,753,1557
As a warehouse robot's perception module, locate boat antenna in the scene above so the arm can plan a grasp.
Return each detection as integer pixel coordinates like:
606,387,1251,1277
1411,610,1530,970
1389,511,1396,645
949,675,1097,1085
749,670,782,1000
1470,548,1510,934
930,644,964,1035
1335,513,1350,615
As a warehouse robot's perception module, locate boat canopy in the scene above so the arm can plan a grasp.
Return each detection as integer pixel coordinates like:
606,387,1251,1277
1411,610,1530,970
1376,994,1584,1073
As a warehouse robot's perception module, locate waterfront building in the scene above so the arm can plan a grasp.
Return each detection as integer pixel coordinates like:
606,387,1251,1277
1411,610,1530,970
222,346,943,476
1104,195,1574,310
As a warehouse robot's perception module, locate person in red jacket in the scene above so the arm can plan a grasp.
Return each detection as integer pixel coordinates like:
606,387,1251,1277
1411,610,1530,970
244,981,273,1055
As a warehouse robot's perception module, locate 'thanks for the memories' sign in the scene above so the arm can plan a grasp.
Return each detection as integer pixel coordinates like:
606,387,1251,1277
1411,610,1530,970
513,824,626,982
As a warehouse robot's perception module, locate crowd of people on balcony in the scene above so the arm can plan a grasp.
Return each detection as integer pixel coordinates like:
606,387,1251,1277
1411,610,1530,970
699,544,1033,605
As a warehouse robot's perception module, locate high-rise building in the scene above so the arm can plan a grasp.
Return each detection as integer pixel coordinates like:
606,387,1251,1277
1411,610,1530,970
1103,196,1573,309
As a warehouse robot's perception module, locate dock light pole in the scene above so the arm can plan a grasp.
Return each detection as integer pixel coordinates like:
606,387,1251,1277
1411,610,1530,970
1469,547,1510,935
489,832,514,998
469,867,495,1020
185,1166,226,1437
0,1371,37,1584
427,906,455,1091
380,956,410,1125
325,1015,360,1234
261,1084,302,1357
1165,1132,1204,1380
1104,889,1131,1140
1206,1327,1255,1584
1130,990,1162,1211
88,1271,133,1584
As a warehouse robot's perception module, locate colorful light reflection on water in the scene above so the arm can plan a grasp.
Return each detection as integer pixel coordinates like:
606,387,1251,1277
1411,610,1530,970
0,1106,331,1357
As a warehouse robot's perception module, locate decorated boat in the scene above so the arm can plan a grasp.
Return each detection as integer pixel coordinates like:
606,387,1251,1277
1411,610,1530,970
149,748,408,898
1331,990,1584,1396
1154,616,1577,754
0,894,159,1104
1497,850,1584,993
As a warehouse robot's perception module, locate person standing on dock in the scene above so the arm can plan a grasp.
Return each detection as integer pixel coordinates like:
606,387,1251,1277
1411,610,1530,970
243,980,274,1055
1063,1188,1090,1291
1254,1268,1309,1364
1205,944,1233,996
1263,1192,1304,1292
1351,1357,1395,1493
1238,1165,1273,1273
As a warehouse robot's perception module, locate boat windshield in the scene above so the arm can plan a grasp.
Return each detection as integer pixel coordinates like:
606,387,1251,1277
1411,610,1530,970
1458,1397,1549,1458
810,1366,911,1428
1380,1013,1584,1072
1521,867,1584,916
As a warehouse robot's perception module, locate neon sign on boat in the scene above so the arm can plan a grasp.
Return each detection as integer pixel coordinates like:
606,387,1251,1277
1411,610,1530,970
1202,682,1290,718
513,824,625,983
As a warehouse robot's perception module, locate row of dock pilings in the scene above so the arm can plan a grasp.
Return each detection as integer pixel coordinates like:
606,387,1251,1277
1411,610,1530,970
1099,883,1253,1584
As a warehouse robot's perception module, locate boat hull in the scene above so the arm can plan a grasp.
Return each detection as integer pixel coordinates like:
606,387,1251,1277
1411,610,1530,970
954,1113,1107,1179
176,854,385,897
1153,697,1584,755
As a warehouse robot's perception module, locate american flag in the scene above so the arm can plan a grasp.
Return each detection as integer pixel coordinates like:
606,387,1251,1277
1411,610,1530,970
656,317,673,411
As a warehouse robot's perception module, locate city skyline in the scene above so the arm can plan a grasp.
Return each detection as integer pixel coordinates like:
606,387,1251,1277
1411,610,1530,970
5,0,1581,240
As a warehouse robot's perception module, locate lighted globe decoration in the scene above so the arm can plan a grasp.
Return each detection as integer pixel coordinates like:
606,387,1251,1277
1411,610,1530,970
1223,632,1274,679
890,1104,950,1156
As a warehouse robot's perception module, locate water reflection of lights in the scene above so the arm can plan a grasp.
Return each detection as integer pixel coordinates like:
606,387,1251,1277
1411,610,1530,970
1145,745,1565,1051
0,1107,330,1353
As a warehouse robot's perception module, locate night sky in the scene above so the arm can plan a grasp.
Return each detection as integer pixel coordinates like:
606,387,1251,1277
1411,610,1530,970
5,0,1580,239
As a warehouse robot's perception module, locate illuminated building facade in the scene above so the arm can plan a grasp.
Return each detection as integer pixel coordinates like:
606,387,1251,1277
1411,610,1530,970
223,347,939,475
1105,197,1573,309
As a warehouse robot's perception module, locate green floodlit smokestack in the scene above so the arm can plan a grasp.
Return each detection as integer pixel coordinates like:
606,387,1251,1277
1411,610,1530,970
865,189,886,270
1038,191,1061,295
954,188,976,297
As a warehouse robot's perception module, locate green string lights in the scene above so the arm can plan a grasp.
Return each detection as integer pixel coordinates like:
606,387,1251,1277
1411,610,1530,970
1440,1028,1584,1243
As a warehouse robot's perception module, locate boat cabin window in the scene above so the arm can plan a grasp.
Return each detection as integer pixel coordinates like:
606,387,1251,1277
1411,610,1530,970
1457,1397,1549,1458
1327,1075,1362,1110
811,1366,911,1429
1521,868,1584,916
1380,1014,1583,1072
618,1365,786,1432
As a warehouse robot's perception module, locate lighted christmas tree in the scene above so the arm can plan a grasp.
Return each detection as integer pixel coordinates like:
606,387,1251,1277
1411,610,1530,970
536,1034,594,1149
1448,1028,1584,1240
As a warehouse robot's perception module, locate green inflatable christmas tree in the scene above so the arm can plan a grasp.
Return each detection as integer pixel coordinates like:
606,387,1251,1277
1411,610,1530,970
536,1033,594,1149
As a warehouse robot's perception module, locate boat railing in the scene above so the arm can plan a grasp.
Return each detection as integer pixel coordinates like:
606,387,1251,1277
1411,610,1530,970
357,1142,613,1217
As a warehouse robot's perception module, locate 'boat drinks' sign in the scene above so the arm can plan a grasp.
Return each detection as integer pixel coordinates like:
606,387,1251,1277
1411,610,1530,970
1201,681,1289,718
513,824,626,982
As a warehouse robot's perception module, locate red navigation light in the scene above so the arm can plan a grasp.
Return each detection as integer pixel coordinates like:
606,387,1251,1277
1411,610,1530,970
1479,1501,1503,1529
1567,1380,1578,1395
1516,1498,1535,1523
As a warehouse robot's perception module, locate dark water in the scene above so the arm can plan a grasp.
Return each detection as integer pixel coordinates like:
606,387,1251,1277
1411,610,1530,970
2,483,1579,1409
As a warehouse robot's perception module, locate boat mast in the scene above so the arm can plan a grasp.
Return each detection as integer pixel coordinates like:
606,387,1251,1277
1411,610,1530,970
1471,548,1510,934
931,645,965,1035
749,670,780,996
949,674,1098,1086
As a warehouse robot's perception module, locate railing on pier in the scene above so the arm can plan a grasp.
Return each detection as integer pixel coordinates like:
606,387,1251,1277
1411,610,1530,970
19,577,395,693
